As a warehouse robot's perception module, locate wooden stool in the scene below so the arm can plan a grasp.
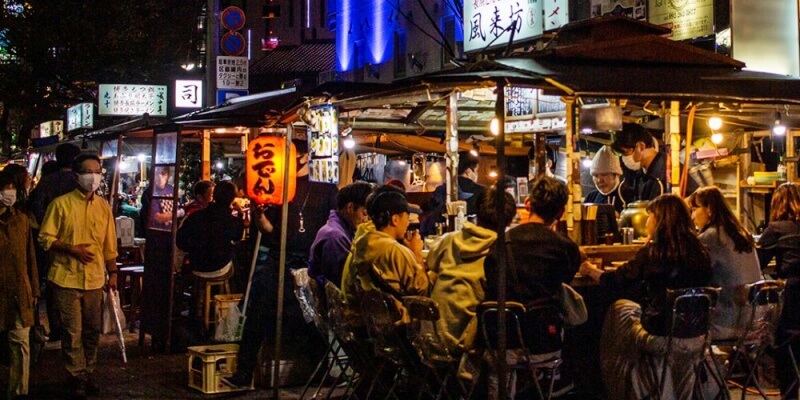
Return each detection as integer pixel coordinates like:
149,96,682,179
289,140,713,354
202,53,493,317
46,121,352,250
193,267,234,331
118,265,144,332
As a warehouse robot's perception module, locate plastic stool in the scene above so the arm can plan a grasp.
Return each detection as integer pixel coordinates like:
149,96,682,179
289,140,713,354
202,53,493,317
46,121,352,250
193,267,233,331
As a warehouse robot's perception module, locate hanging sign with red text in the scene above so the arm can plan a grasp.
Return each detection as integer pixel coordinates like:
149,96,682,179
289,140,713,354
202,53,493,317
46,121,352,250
246,136,297,205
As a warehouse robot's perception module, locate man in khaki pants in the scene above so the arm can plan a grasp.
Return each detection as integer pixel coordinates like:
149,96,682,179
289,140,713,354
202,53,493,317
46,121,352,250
39,153,118,399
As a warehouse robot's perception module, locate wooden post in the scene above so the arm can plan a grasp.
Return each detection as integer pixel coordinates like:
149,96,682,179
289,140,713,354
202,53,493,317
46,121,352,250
564,96,581,243
201,129,211,180
446,92,460,203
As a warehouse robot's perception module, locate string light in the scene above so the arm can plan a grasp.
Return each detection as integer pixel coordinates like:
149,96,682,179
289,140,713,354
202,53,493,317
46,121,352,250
490,117,500,136
582,157,593,168
470,142,480,157
773,111,787,136
343,137,355,149
711,132,724,145
488,166,498,179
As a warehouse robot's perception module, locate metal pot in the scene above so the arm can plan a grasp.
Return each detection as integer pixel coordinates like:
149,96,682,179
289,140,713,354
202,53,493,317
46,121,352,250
619,200,649,240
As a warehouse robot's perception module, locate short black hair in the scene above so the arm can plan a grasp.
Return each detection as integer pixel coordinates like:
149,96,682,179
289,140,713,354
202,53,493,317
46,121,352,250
337,181,373,210
365,184,406,229
527,176,568,225
56,143,81,168
0,170,16,189
611,122,654,154
71,153,101,173
458,151,480,175
193,180,215,197
476,188,516,229
213,180,237,206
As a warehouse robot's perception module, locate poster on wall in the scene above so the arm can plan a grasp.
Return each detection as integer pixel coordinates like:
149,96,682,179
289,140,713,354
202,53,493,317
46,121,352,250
307,105,340,184
648,0,713,41
463,0,543,53
590,0,646,20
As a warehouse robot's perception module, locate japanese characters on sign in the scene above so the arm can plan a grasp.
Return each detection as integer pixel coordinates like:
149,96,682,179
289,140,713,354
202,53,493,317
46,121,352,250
505,86,537,120
246,136,297,205
67,103,94,132
217,56,249,90
464,0,543,53
307,105,340,185
648,0,712,41
98,84,167,116
545,0,569,30
38,120,64,139
174,80,203,109
502,87,567,133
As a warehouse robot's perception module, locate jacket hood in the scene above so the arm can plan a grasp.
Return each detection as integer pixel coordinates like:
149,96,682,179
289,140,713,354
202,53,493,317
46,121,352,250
452,222,497,259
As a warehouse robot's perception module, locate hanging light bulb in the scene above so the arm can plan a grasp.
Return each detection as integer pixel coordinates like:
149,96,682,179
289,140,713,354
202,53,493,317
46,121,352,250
773,111,787,136
711,132,724,145
215,161,224,170
470,141,480,157
582,157,593,168
137,153,147,162
488,166,498,179
398,159,406,166
490,117,500,136
343,137,355,149
707,116,723,131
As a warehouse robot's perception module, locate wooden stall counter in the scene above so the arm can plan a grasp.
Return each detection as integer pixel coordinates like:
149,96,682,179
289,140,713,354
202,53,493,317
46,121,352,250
572,243,643,287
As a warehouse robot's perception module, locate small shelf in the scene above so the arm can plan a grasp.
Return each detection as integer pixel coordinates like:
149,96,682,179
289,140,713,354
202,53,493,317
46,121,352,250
740,180,786,194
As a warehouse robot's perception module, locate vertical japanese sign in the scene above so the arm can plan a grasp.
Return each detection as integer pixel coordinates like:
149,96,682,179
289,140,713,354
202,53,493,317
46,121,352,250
217,56,249,90
648,0,713,41
67,103,94,132
98,84,167,116
544,0,569,30
174,80,203,108
246,136,297,205
464,0,543,53
505,86,537,121
307,105,340,185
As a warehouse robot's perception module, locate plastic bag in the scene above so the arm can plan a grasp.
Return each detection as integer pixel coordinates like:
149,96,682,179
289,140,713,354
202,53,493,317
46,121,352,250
102,290,126,335
291,268,317,324
214,302,244,342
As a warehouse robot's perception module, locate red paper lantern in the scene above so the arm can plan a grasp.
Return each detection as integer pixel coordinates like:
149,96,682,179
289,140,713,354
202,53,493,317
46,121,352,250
246,136,297,205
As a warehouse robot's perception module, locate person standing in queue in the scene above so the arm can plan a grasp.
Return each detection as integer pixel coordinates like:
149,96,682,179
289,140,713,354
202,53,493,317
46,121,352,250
222,139,338,389
38,154,118,399
756,182,800,399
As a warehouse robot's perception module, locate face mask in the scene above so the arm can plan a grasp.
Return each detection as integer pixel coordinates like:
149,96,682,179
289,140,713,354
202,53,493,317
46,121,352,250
77,173,102,193
0,189,16,207
621,155,641,171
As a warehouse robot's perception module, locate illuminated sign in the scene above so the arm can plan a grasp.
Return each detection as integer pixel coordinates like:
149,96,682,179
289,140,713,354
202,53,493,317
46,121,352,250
307,105,340,184
217,56,249,90
67,103,94,132
98,84,167,116
174,80,203,109
464,0,543,53
246,136,297,205
648,0,713,41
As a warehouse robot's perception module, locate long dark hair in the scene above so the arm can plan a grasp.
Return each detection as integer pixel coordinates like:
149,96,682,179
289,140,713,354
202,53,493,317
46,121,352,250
689,186,754,253
770,182,800,222
646,194,708,266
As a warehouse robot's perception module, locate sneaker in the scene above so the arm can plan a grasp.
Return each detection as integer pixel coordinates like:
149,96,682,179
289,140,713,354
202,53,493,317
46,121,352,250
220,374,252,390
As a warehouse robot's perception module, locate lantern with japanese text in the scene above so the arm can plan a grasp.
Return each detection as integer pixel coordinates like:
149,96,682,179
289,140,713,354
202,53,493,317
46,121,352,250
246,136,297,205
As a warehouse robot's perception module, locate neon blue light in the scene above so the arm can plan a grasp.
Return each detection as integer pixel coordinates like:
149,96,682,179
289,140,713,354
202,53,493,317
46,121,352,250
337,0,351,70
371,0,387,64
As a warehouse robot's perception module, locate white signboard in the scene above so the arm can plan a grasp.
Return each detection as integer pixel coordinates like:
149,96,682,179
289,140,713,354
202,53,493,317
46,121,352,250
174,80,203,108
731,0,799,76
544,0,569,31
39,120,64,139
464,0,543,53
98,84,167,116
307,105,340,185
648,0,713,41
67,103,94,132
217,56,249,90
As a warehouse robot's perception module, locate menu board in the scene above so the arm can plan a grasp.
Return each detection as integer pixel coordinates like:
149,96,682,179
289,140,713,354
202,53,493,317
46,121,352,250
307,105,340,184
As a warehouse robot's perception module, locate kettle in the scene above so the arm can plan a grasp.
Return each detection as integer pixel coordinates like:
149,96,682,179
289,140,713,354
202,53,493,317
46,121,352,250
619,201,649,240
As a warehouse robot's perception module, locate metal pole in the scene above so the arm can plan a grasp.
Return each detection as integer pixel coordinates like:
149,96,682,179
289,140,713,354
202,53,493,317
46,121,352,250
272,125,293,398
494,80,508,400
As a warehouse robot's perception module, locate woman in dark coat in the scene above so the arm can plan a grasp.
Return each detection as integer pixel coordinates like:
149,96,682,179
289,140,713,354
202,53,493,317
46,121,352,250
580,194,712,399
757,182,800,399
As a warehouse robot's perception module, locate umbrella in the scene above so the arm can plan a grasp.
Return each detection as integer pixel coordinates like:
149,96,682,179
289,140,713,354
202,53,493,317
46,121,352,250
107,289,128,363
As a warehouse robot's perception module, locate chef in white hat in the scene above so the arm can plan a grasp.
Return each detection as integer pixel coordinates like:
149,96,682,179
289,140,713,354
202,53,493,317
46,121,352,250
584,145,627,215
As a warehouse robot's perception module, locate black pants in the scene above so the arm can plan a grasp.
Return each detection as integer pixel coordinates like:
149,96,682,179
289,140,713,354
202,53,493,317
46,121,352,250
776,284,800,399
235,254,325,380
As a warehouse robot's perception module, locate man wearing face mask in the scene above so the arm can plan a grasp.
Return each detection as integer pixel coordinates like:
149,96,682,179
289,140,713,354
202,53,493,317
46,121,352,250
584,145,628,215
38,154,118,398
611,123,697,203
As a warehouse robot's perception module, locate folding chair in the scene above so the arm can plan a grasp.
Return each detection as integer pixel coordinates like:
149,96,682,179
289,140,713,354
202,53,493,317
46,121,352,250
654,287,724,400
473,301,564,400
403,295,468,400
708,280,783,400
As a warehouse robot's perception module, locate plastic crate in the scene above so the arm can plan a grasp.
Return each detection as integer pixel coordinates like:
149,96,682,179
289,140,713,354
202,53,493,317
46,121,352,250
187,343,252,393
214,294,242,325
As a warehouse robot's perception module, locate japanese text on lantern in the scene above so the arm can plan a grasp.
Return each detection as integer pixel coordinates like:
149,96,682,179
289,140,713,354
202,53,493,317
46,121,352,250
246,136,297,205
